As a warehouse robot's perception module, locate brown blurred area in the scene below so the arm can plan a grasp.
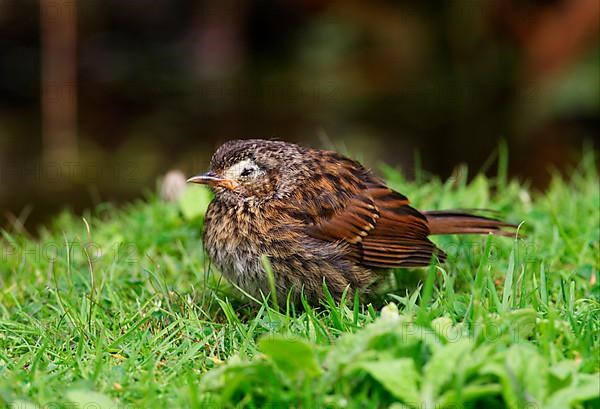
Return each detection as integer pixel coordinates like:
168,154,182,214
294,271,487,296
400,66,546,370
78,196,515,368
0,0,598,230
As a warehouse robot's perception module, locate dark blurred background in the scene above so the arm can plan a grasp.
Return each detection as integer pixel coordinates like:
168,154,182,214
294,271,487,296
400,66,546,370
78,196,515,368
1,0,598,230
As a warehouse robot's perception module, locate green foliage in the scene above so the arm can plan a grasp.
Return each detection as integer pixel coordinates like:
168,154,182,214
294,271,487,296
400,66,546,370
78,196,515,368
200,310,599,408
0,151,598,408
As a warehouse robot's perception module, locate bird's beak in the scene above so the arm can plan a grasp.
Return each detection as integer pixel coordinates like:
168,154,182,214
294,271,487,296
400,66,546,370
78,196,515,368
187,172,238,189
187,172,222,185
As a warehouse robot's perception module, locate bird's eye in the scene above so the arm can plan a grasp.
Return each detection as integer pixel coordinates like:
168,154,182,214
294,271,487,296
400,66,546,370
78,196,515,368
225,159,261,180
240,167,254,177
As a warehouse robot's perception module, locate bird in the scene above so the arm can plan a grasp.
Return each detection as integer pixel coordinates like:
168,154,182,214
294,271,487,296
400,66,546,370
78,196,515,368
187,139,514,304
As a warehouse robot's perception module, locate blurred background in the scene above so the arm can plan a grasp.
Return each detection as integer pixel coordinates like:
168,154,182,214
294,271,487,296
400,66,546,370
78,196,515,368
1,0,598,230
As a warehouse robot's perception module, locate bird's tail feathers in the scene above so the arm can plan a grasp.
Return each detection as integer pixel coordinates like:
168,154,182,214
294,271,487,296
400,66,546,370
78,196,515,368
423,210,516,237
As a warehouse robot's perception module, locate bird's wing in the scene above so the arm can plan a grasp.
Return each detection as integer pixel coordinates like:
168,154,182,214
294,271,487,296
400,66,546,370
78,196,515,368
356,182,443,267
296,151,444,268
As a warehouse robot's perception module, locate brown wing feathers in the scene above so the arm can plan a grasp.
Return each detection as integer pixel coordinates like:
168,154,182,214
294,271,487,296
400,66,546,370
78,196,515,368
304,177,445,268
305,195,379,244
360,185,444,268
301,151,511,270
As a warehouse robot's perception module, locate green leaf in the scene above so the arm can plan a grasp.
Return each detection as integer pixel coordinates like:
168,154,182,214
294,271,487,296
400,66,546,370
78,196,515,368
505,344,548,403
505,308,537,340
431,316,460,343
423,338,473,399
178,185,212,220
66,390,115,409
545,373,600,409
548,361,576,393
355,358,421,405
200,358,283,402
482,344,548,407
259,336,321,379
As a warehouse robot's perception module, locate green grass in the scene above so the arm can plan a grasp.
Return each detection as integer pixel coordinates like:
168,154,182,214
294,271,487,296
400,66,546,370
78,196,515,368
1,151,598,408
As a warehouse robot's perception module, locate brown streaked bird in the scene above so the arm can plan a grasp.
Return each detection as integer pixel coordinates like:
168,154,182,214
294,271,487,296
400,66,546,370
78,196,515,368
188,139,514,304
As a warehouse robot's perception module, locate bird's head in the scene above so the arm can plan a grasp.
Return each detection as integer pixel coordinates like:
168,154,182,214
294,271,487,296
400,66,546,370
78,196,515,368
187,139,306,204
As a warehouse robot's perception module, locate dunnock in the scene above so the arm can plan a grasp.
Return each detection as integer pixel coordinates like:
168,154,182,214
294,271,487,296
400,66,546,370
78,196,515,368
188,139,514,304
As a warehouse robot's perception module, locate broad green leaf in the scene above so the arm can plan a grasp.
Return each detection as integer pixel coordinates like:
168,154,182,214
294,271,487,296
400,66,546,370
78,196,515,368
178,185,212,220
431,316,459,342
423,338,472,399
259,336,321,379
199,356,283,401
66,390,115,409
505,308,537,340
325,316,424,373
548,360,576,392
482,344,547,407
545,373,600,409
505,344,548,403
354,358,421,405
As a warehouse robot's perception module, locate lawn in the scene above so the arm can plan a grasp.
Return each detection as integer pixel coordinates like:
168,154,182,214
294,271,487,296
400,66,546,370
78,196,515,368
1,150,598,408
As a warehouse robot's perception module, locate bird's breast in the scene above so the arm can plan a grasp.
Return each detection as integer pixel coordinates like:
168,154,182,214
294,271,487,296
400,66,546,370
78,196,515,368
202,200,271,288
